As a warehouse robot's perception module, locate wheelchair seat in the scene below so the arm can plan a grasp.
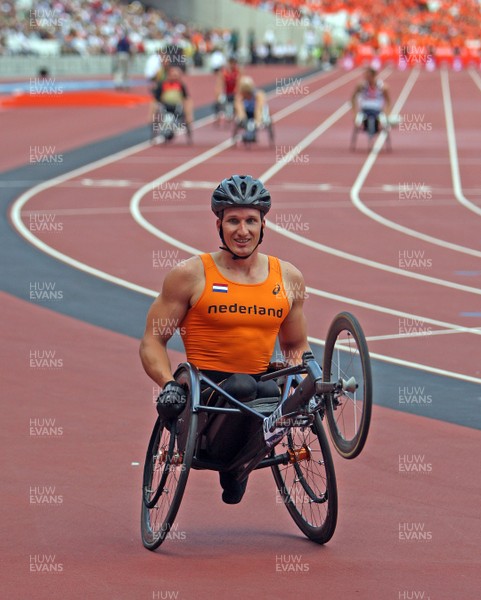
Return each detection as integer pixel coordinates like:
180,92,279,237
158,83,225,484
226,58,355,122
243,395,280,416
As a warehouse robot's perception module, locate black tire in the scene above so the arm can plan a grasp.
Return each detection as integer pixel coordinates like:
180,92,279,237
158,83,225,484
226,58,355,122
350,127,358,152
150,120,159,143
271,414,338,544
385,129,392,152
266,122,275,146
323,312,372,459
151,106,163,143
141,366,198,550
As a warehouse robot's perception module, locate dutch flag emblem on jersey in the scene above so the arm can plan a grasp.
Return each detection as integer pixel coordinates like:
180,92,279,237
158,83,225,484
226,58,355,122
212,283,228,293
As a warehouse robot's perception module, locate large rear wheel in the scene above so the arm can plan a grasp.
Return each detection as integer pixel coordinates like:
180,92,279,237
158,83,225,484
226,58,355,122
271,411,338,544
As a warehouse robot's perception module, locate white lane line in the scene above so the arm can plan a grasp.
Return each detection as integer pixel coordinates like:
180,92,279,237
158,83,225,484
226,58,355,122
135,95,481,297
350,67,481,258
469,68,481,92
260,102,351,179
305,286,481,336
131,138,233,256
129,97,481,339
307,334,481,385
364,329,480,342
10,69,480,382
130,84,481,319
266,207,481,295
80,178,135,187
129,70,365,255
269,67,368,123
21,194,477,217
182,180,334,192
441,68,481,217
254,84,481,295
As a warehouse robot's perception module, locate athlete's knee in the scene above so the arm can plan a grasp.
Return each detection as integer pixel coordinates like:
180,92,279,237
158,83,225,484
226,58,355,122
256,379,281,399
222,373,257,402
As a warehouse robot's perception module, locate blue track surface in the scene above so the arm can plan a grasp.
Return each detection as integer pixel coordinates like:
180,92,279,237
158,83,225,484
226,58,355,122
0,78,146,94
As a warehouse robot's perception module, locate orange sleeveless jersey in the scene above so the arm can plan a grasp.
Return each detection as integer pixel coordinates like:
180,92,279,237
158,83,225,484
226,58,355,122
180,254,290,373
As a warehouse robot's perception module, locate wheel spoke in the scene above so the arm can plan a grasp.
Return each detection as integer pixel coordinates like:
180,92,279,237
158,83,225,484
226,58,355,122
141,367,198,550
272,411,337,542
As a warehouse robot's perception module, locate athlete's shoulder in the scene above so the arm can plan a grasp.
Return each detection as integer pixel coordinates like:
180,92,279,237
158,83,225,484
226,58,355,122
277,258,304,283
160,255,204,302
164,255,203,285
276,258,306,306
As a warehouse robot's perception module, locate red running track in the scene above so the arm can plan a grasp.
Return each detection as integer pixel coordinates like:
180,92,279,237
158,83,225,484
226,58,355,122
2,291,480,599
2,65,481,598
12,66,481,379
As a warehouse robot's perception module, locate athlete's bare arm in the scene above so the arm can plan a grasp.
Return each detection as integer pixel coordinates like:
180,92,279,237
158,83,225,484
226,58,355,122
215,70,224,99
139,257,203,387
351,83,362,116
254,90,266,127
382,84,391,115
278,261,311,365
183,95,194,125
234,93,247,121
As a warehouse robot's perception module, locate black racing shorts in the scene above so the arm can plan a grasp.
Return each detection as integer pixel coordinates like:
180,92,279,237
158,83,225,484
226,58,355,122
198,370,281,465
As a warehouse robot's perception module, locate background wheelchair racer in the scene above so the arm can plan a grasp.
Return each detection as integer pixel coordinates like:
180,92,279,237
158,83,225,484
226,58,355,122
351,66,391,136
150,65,193,142
233,76,272,143
214,55,241,124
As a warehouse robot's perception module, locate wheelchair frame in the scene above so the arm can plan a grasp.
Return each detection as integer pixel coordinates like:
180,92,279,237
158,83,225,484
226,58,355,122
232,105,275,147
141,311,372,550
350,109,392,152
150,102,187,144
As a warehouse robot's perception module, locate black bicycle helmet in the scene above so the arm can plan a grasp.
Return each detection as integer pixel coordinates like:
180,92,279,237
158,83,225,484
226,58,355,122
211,175,271,217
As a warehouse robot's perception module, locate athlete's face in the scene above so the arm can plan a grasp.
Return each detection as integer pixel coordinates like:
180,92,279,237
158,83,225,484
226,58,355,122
365,69,376,86
218,208,264,257
167,67,182,81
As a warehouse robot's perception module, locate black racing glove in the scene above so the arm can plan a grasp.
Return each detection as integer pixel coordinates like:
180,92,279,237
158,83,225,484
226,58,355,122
156,380,187,419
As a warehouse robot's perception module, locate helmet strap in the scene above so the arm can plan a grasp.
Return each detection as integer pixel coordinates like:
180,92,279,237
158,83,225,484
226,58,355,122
218,223,264,261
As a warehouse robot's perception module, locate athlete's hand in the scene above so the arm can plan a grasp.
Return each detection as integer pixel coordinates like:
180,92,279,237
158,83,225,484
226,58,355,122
156,380,187,419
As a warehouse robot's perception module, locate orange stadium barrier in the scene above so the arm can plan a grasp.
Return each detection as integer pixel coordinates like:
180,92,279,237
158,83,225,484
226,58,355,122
0,90,152,109
237,0,481,71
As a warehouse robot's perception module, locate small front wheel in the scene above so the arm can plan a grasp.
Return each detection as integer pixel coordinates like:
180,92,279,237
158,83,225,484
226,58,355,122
323,312,372,459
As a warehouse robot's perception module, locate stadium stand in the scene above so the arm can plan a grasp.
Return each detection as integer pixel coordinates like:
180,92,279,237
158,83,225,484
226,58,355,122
235,0,481,68
0,0,234,63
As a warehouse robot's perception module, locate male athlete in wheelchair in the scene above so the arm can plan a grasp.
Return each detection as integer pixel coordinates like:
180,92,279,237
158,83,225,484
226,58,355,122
214,55,241,126
139,176,372,549
232,77,274,146
150,65,193,144
350,66,392,151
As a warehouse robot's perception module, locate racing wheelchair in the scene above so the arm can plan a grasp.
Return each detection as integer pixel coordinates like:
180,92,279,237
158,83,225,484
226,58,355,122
350,109,392,152
141,312,372,550
232,105,275,148
150,102,191,145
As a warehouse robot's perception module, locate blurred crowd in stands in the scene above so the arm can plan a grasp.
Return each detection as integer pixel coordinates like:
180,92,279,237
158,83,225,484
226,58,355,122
0,0,237,60
238,1,481,58
1,0,480,68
